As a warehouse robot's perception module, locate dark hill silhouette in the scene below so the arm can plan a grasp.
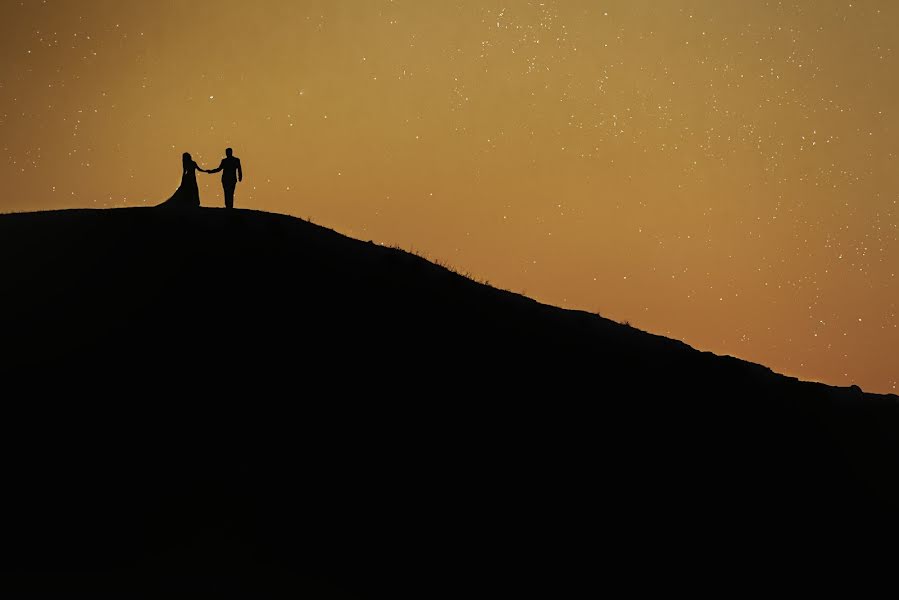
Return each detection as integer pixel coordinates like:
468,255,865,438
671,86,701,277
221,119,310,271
1,207,897,597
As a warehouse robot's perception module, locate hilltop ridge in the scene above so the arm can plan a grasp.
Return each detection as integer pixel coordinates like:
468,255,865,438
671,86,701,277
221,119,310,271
1,207,885,397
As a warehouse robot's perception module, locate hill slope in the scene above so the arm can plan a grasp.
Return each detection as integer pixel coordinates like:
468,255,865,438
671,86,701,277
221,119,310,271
1,207,897,597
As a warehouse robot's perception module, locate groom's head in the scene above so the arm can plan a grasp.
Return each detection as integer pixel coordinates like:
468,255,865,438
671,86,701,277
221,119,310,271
225,148,233,157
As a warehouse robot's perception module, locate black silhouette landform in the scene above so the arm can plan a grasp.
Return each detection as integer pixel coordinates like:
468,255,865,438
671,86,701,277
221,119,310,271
1,207,897,597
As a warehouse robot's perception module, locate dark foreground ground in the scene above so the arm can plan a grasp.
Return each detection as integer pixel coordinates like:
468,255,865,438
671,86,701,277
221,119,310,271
1,208,897,597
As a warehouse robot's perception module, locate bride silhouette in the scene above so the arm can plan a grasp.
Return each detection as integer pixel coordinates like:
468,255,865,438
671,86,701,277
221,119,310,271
157,152,208,208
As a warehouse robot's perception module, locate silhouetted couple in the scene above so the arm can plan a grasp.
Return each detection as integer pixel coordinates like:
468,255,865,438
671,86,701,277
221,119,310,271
158,148,243,209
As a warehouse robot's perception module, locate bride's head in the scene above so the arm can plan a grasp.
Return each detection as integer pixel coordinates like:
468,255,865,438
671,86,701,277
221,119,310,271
182,152,192,168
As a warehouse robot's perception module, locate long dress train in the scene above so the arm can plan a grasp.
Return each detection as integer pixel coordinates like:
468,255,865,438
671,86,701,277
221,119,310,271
158,161,201,208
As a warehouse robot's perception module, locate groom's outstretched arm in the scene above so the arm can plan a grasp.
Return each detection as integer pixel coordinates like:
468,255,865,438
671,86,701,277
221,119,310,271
207,160,224,174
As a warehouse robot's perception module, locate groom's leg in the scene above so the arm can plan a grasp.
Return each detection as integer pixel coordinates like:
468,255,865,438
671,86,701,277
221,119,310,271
223,182,235,209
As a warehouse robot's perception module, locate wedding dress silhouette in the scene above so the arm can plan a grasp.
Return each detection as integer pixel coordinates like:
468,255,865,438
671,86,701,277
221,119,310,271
158,152,202,208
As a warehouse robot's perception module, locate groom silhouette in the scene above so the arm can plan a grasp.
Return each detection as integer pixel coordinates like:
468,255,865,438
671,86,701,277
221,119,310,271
206,148,243,209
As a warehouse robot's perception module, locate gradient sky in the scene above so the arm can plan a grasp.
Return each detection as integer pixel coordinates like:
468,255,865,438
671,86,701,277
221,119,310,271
2,0,897,393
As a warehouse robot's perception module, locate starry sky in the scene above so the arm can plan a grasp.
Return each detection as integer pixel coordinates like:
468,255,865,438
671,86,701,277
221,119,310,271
2,0,897,393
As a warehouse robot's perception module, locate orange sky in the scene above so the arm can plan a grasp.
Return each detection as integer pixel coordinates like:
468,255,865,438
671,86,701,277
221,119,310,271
2,0,897,393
